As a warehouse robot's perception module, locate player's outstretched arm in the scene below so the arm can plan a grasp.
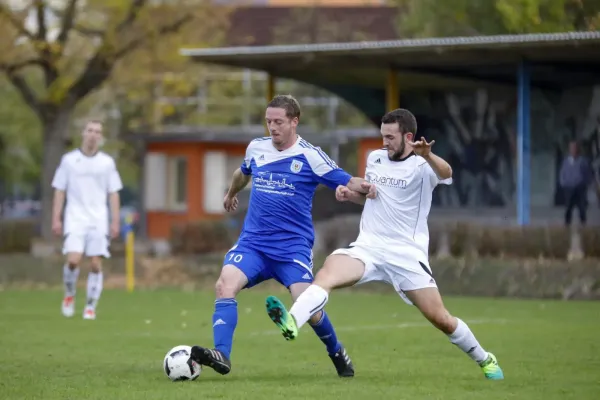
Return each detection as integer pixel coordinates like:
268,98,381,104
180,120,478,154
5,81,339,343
423,152,452,180
346,177,377,198
224,168,251,212
226,168,251,198
408,137,453,180
336,185,367,205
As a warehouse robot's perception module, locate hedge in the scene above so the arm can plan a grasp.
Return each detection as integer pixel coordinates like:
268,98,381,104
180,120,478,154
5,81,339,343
317,217,600,260
170,220,235,255
0,218,38,253
2,217,599,260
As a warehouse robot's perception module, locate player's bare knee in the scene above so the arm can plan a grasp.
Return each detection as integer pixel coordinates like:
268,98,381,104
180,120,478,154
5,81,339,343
312,258,339,290
427,309,455,334
66,253,82,268
312,274,334,292
314,254,361,290
215,277,237,298
308,309,323,325
215,266,245,299
90,257,102,273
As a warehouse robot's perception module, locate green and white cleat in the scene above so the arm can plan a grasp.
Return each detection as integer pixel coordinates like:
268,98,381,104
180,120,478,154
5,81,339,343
480,352,504,380
266,296,299,341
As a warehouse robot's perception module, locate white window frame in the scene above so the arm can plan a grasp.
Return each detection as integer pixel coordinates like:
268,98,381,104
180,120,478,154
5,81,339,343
167,156,187,211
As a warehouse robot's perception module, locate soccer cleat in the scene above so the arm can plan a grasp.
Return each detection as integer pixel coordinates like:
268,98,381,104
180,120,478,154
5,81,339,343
190,346,231,375
83,306,96,320
329,345,355,378
480,352,504,380
265,296,298,341
61,296,75,318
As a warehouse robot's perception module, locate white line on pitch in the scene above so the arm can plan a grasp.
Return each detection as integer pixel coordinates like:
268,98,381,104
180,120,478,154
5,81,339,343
249,318,508,336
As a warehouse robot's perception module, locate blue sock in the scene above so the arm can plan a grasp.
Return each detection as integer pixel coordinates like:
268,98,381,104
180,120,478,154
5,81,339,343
309,311,342,355
212,298,238,359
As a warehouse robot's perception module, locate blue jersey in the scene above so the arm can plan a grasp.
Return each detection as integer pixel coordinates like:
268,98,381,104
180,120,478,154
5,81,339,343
237,136,352,261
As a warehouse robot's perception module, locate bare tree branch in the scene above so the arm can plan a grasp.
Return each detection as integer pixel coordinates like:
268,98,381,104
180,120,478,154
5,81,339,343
118,0,147,32
0,3,36,41
56,0,79,45
47,2,104,39
65,49,113,107
73,24,104,37
67,13,192,106
5,72,42,118
35,0,47,40
0,58,44,72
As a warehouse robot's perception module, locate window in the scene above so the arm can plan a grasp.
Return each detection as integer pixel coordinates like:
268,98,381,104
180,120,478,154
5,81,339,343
144,153,188,212
203,151,252,214
203,151,227,214
144,153,167,211
168,157,187,211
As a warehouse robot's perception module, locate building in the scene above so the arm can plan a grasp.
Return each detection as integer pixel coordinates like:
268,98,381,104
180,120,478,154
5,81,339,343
140,1,400,240
141,126,379,240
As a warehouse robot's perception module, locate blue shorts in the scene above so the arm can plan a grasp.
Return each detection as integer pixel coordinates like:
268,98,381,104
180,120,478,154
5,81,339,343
223,244,314,289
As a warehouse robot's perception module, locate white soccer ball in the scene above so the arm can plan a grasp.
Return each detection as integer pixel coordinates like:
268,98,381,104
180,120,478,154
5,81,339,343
163,345,201,381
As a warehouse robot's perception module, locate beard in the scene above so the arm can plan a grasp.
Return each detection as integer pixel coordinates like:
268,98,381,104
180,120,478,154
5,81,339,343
388,135,406,161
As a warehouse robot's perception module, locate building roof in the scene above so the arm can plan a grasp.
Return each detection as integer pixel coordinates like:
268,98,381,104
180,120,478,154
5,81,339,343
137,125,379,145
182,31,600,90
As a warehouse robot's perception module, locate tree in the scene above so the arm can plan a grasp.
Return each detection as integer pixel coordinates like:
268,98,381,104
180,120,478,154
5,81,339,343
0,0,226,238
395,0,600,37
0,76,42,190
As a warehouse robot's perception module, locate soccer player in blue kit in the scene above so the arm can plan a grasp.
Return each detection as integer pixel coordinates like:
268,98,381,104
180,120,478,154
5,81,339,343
190,95,376,377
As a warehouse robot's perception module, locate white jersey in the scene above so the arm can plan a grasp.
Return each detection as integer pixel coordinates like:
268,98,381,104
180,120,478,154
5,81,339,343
351,149,452,266
52,149,123,235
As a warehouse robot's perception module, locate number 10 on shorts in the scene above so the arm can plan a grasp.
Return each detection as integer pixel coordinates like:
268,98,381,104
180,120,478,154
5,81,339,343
228,253,243,263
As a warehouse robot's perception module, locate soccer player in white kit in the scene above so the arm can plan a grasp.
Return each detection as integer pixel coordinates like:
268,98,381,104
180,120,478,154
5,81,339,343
266,108,504,380
51,120,123,320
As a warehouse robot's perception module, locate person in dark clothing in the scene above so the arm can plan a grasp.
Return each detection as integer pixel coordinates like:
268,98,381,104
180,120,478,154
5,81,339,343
559,141,593,226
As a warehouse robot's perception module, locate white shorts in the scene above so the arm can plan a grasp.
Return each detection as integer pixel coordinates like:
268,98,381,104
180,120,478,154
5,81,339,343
330,244,437,305
63,230,111,258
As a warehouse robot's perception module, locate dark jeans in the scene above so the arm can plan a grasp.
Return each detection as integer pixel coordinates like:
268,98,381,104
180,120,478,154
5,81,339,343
564,185,587,225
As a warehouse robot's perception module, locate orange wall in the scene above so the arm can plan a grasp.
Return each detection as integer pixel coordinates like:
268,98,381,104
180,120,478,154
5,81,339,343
358,138,383,176
145,142,246,239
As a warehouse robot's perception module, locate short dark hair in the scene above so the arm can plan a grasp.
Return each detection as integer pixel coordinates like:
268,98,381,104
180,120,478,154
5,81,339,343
267,95,301,120
381,108,417,135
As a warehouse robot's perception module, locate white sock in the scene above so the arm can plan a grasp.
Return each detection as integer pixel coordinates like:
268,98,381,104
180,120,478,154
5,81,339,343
289,285,329,329
63,265,79,297
86,272,103,309
448,318,489,364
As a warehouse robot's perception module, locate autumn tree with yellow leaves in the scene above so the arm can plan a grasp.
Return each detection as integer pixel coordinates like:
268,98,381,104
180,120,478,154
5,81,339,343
0,0,226,238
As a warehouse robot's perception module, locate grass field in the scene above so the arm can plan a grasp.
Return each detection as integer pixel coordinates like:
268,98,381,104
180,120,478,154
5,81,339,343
1,288,599,400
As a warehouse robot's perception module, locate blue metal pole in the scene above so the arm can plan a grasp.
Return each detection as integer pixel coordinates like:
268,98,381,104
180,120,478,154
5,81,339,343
517,60,531,225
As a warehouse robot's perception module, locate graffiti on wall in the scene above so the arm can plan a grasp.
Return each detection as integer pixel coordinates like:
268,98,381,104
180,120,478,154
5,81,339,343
412,85,600,207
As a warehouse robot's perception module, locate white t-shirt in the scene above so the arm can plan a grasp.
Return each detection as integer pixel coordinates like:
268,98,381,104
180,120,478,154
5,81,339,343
351,149,452,267
52,149,123,235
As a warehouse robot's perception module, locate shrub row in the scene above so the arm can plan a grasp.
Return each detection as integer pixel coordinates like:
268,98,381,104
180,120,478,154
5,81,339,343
2,218,598,260
0,219,235,255
170,220,235,255
0,219,38,253
170,219,600,260
316,216,600,260
428,223,600,259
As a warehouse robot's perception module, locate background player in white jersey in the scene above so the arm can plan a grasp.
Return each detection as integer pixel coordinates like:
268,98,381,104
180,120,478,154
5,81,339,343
51,120,123,320
265,108,504,381
189,95,376,377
